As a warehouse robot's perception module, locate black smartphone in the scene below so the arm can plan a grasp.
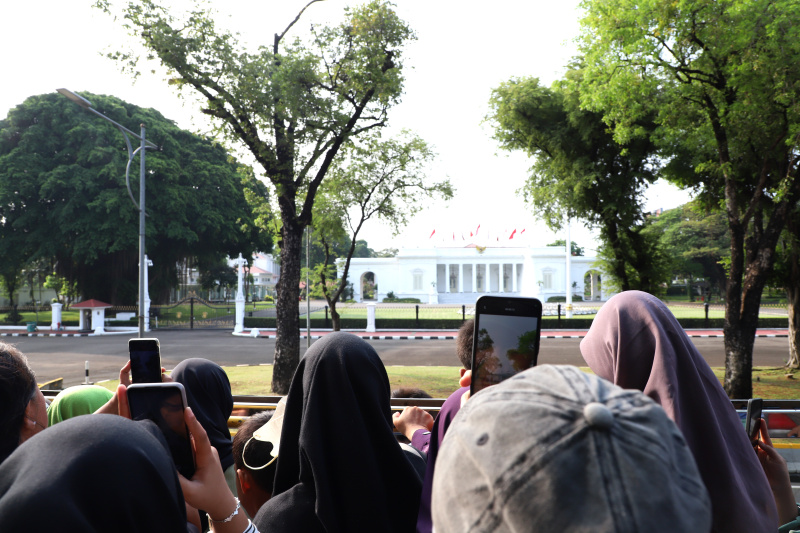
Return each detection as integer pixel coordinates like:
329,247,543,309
127,382,196,478
129,338,162,384
470,296,543,396
745,398,763,446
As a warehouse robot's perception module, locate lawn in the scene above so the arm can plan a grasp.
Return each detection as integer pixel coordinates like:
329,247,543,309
96,364,800,399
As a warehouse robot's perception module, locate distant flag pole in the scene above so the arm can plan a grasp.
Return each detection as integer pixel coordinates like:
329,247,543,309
429,229,436,239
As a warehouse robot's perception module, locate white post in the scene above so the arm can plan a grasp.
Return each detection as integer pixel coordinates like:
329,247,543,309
50,302,63,331
234,253,247,333
458,264,464,293
366,302,377,332
428,282,439,304
144,256,153,332
565,216,573,318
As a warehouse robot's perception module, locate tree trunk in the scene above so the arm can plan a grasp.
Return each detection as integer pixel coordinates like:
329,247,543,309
723,213,781,397
330,305,341,332
602,222,631,291
723,303,758,399
787,283,800,368
787,222,800,368
271,221,302,395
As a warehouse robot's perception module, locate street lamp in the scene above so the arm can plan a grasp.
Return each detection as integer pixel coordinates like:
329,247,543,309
57,89,158,337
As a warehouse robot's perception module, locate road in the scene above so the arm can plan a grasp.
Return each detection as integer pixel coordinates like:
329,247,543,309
11,330,791,387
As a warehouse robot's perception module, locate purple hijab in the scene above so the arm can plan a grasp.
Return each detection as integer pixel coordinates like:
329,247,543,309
580,291,777,533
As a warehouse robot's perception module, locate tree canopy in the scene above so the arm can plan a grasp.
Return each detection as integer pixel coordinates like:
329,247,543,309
312,131,451,329
578,0,800,397
547,240,585,257
645,202,729,299
0,92,271,304
100,0,416,393
487,73,665,292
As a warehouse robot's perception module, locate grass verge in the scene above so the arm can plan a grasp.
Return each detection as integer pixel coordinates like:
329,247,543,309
94,364,800,399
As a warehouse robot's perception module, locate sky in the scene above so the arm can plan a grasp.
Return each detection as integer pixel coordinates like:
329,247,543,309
1,0,691,255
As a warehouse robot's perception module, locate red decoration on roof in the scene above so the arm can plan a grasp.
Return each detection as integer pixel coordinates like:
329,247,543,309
72,299,113,309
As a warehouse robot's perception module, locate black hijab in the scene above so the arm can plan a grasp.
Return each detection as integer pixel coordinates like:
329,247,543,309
255,332,422,533
0,414,187,532
172,358,234,471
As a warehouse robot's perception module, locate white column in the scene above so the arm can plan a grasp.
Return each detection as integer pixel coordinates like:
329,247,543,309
512,263,518,293
499,264,505,293
472,263,477,293
50,303,63,330
458,263,464,293
234,253,247,333
144,255,153,332
566,217,573,318
366,302,377,332
486,263,491,293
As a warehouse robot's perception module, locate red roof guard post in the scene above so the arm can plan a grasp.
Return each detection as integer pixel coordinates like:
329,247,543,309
72,300,113,334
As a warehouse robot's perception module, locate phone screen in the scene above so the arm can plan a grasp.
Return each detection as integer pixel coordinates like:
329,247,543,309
127,383,196,478
129,338,161,384
470,296,543,395
745,398,763,445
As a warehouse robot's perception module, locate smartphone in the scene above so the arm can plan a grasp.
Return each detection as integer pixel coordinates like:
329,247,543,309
129,338,162,384
127,382,196,478
745,398,763,446
470,296,543,396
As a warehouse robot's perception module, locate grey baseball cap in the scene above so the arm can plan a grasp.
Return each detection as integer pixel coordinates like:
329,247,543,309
431,365,711,533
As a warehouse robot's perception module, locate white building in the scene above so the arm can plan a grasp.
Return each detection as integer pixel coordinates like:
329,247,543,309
342,244,609,304
175,252,280,301
247,253,280,300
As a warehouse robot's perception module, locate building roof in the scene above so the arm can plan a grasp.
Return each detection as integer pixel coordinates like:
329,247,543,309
72,299,113,309
249,265,272,275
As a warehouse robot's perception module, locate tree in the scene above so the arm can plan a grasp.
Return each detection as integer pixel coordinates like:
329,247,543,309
198,258,237,301
579,0,800,397
44,272,78,307
312,132,451,330
547,239,585,257
646,202,729,300
769,205,800,368
0,92,271,305
101,0,415,393
487,74,666,292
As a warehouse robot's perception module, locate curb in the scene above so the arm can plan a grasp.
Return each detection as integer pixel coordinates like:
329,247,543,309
0,332,92,337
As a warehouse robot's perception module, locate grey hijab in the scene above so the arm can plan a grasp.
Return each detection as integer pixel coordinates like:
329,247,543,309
580,291,777,533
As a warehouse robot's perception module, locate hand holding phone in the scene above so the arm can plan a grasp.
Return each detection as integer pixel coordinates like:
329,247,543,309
127,382,196,478
745,398,763,447
129,338,162,384
470,296,543,396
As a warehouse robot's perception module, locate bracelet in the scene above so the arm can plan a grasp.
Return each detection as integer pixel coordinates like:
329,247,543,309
208,497,241,524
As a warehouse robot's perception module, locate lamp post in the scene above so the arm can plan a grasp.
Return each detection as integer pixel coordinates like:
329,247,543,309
57,89,158,337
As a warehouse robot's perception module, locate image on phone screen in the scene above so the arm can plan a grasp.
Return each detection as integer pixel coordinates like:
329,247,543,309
471,296,542,395
127,383,196,478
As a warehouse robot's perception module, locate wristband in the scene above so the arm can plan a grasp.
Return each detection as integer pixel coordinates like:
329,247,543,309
208,497,241,524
